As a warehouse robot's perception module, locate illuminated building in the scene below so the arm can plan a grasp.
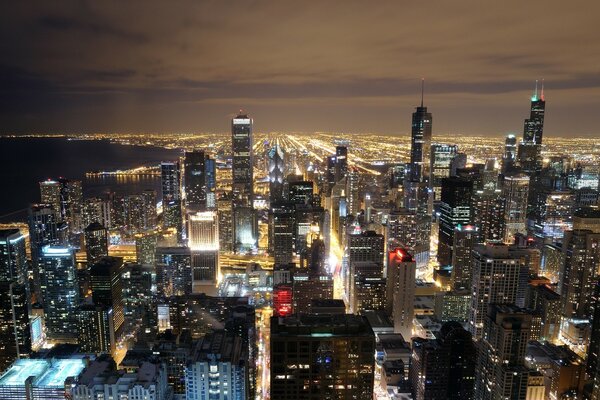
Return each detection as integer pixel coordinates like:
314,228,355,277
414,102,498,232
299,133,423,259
270,314,375,400
346,168,360,216
233,206,257,254
409,81,433,183
288,180,314,206
156,247,192,297
292,271,334,314
538,190,576,240
335,145,348,183
217,194,233,253
184,150,216,211
77,303,114,354
450,224,478,290
84,222,108,264
57,178,83,232
135,230,157,265
474,305,535,400
89,256,125,339
410,322,476,400
161,161,183,232
386,208,430,268
0,358,87,400
185,330,248,400
386,248,416,340
270,202,295,266
273,284,293,317
502,172,530,243
348,230,384,300
231,113,254,206
72,359,169,400
588,282,600,400
81,196,112,229
325,154,337,195
438,176,474,266
518,81,546,173
468,244,529,340
472,187,506,243
430,143,458,199
0,229,30,371
268,144,285,203
124,193,156,233
39,179,62,217
526,284,561,342
121,264,153,317
353,275,387,314
188,211,219,293
39,245,80,342
502,134,518,174
311,299,346,315
433,290,471,323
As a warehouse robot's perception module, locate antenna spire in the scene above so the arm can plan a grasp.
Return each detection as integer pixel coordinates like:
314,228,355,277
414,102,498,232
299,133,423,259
421,78,425,108
540,79,545,101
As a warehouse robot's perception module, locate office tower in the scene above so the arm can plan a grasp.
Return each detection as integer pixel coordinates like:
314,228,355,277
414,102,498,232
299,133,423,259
188,211,219,293
233,206,258,254
292,271,334,314
89,256,125,339
386,208,430,268
473,187,506,243
588,281,600,399
450,152,467,176
409,82,433,183
77,303,114,354
0,358,87,400
273,284,293,317
110,193,126,227
561,228,600,323
135,231,157,265
335,145,348,183
434,290,471,322
346,168,360,216
161,161,183,230
518,81,546,173
232,113,254,205
502,134,518,174
270,202,295,266
58,178,83,231
438,176,474,266
403,178,432,218
348,230,384,297
184,151,214,211
450,224,478,290
185,330,248,400
204,156,216,209
526,284,561,342
430,143,458,198
217,194,234,252
469,244,529,339
121,264,153,315
539,191,576,240
270,314,375,400
0,229,30,371
39,179,62,216
288,180,314,205
82,197,112,229
326,154,337,194
142,189,157,227
352,272,387,314
72,359,169,400
386,248,416,340
39,245,80,342
84,222,108,264
268,144,285,203
123,194,147,233
410,322,476,400
503,172,530,243
156,247,192,297
475,305,534,400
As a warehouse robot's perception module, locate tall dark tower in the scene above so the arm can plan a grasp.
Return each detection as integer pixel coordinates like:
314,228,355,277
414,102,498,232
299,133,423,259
184,150,207,211
268,144,285,203
232,112,254,206
518,81,546,173
410,79,433,183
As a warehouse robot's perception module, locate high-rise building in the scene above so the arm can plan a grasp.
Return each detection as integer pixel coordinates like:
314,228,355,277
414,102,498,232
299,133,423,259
273,284,293,317
472,187,506,243
587,281,600,399
288,180,314,206
346,168,360,216
410,322,476,400
39,245,80,342
438,176,474,266
292,271,334,314
386,248,416,340
39,179,62,217
348,230,384,299
232,113,254,206
135,230,157,265
184,151,215,211
217,194,233,253
0,229,30,371
326,155,337,194
430,143,458,199
503,172,530,243
268,144,285,203
386,208,430,268
187,211,219,293
270,314,375,400
84,222,108,264
270,202,295,266
526,284,561,342
58,178,83,232
233,206,258,254
77,303,114,354
502,134,518,174
185,330,249,400
469,244,529,339
161,161,183,230
156,247,192,297
89,256,125,338
409,82,433,183
474,305,534,400
450,224,478,290
124,193,156,233
82,196,112,229
518,82,546,173
335,145,348,183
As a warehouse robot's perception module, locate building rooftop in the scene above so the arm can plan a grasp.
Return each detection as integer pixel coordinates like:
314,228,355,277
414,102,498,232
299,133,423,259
0,358,86,388
272,314,374,337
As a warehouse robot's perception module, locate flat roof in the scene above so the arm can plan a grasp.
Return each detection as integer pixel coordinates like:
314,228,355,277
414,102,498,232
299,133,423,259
0,359,86,388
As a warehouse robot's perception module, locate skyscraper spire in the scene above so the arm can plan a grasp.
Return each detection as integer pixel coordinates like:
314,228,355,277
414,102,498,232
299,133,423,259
532,80,538,101
540,79,545,101
421,78,425,107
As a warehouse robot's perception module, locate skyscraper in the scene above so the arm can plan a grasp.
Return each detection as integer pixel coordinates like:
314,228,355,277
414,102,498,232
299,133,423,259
518,81,546,173
0,229,30,371
89,256,125,339
409,81,433,183
39,245,80,342
386,248,416,341
187,211,219,293
231,113,254,206
161,161,183,230
438,176,474,266
270,202,295,266
335,145,348,183
268,144,285,203
84,222,108,264
430,143,458,198
39,179,62,218
184,150,213,211
502,134,518,174
450,224,478,290
503,172,530,243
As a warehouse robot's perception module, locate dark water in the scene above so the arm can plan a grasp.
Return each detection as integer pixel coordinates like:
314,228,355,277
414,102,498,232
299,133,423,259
0,137,181,221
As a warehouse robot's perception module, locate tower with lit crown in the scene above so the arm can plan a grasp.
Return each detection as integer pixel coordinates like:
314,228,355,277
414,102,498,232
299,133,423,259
409,79,433,183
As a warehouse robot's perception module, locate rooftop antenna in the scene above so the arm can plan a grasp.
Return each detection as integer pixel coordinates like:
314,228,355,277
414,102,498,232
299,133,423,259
540,79,545,101
533,80,538,100
421,78,425,107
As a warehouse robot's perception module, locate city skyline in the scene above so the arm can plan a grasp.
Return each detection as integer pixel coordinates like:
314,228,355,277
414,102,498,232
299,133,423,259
1,1,600,136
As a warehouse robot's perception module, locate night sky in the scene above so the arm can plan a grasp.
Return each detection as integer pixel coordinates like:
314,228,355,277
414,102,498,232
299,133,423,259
1,1,599,136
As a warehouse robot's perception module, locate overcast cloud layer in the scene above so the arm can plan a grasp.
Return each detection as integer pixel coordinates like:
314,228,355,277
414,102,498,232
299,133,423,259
1,1,599,136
